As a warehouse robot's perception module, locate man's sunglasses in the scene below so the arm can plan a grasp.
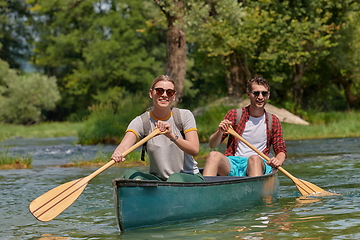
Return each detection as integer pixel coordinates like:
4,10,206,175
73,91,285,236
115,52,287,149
251,91,269,97
153,87,176,97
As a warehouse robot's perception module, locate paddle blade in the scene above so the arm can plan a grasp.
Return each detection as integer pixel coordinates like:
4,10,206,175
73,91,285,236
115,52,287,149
29,178,89,222
227,128,339,197
291,177,337,196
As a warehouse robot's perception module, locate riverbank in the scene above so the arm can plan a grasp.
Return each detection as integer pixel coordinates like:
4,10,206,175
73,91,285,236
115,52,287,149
0,122,83,142
1,111,360,142
0,151,32,170
1,111,360,168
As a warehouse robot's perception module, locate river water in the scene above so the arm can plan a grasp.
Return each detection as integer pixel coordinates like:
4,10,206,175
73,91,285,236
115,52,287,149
0,136,359,240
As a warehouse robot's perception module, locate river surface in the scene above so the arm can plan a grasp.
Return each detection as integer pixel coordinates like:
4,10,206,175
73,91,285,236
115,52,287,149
0,136,359,240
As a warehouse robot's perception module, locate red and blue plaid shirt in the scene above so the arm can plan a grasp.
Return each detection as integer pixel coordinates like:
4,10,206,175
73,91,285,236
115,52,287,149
221,106,287,157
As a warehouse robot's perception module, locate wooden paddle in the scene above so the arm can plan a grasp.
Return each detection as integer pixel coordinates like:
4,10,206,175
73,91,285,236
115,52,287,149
29,128,164,222
227,127,337,196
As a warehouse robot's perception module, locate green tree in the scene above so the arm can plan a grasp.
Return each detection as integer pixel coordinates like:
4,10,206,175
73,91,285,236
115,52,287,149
256,0,341,108
326,2,360,109
186,0,344,109
26,0,166,120
186,0,257,97
0,60,61,124
0,0,32,69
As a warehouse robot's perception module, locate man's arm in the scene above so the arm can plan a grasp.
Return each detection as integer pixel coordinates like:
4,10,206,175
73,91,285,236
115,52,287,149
209,119,232,149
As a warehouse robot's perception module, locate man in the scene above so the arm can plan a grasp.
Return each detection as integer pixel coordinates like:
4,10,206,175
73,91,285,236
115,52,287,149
203,76,286,177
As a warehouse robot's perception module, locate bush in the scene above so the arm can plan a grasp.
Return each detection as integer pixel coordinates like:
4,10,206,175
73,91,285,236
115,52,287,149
78,88,150,145
0,61,61,124
195,105,236,143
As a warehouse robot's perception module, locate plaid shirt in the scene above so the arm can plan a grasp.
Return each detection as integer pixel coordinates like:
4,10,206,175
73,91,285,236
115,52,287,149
221,106,287,157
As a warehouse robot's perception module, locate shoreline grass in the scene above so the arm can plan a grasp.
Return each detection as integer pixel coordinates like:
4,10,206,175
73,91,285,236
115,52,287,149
2,112,360,143
1,110,360,168
60,150,149,168
196,108,360,141
0,111,360,143
60,145,211,168
0,150,32,169
281,111,360,140
0,122,83,142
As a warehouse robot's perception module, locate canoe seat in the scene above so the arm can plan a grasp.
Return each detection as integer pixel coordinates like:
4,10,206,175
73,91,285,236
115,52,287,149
204,176,247,182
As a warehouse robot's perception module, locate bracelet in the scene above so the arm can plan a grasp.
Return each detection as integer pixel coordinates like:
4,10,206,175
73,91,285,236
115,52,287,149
170,135,179,142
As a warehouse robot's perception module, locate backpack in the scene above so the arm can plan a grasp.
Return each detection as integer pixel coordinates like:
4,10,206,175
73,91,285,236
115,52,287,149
140,107,185,161
236,108,273,132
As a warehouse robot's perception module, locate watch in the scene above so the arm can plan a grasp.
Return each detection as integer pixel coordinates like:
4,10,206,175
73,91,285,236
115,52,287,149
170,135,179,142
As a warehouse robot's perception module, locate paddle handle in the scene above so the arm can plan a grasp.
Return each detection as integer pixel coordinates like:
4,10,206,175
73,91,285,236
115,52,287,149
87,128,164,180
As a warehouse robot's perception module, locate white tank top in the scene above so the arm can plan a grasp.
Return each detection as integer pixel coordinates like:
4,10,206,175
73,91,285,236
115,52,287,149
235,113,267,157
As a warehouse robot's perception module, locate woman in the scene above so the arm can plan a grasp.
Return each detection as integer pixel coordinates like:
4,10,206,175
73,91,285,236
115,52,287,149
111,75,203,182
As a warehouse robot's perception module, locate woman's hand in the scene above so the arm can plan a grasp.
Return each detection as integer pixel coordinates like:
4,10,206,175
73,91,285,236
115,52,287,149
111,151,125,163
155,120,173,139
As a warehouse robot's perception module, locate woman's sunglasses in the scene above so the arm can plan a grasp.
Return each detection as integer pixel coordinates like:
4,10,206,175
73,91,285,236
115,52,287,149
153,88,176,97
251,91,269,97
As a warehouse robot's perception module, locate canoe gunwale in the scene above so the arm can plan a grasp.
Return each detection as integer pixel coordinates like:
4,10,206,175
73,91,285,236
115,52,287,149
112,169,278,187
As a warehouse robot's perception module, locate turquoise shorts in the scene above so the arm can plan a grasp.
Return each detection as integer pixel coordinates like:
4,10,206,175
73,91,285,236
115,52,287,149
227,156,273,177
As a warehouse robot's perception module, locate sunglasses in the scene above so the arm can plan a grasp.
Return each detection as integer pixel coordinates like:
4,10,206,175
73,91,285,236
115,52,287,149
251,91,269,97
153,87,176,97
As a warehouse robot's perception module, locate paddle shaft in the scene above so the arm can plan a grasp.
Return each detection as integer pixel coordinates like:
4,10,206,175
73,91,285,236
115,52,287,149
87,128,163,180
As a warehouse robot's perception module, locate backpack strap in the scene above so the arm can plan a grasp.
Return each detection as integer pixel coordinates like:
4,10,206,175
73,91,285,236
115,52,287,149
236,108,242,125
171,107,185,139
267,112,272,133
140,111,151,161
140,107,185,161
236,108,272,132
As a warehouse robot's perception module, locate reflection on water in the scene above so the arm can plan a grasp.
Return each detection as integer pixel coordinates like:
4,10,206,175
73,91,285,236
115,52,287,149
0,137,360,239
37,234,70,240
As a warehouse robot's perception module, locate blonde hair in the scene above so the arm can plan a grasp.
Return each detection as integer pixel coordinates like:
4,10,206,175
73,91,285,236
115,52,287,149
150,75,176,89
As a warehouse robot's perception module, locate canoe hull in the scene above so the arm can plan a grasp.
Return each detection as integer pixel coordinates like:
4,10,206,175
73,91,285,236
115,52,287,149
113,170,279,231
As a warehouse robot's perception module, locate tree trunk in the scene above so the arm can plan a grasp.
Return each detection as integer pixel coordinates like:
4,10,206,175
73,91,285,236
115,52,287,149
155,0,186,105
226,52,251,97
292,63,305,108
166,18,186,103
337,75,360,109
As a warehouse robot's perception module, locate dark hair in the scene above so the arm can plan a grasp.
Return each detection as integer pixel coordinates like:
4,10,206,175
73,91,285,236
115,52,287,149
247,76,270,92
150,75,176,89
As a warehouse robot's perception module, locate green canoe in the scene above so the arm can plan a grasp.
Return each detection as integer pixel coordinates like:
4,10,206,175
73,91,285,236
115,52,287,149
112,169,279,231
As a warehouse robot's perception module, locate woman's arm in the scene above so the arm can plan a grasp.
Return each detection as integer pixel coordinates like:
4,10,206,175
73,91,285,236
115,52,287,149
111,131,137,162
169,130,199,156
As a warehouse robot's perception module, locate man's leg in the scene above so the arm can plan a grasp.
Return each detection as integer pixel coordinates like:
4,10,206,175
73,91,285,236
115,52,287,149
203,151,230,176
246,155,265,177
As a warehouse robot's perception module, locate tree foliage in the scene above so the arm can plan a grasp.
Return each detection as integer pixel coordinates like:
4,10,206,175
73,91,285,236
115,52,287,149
0,0,32,69
325,2,360,109
0,0,358,125
26,0,166,119
186,0,354,110
0,60,61,124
